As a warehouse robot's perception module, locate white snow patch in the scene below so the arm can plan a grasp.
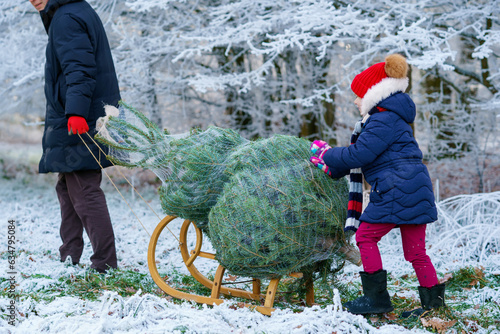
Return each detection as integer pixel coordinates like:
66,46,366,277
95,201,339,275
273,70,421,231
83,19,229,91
1,174,499,333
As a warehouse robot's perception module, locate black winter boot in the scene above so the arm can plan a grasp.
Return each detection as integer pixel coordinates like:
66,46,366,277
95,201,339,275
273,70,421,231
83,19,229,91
401,283,446,318
344,270,394,314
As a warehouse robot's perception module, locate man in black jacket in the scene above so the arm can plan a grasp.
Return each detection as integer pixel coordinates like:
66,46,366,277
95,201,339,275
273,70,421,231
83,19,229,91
29,0,120,273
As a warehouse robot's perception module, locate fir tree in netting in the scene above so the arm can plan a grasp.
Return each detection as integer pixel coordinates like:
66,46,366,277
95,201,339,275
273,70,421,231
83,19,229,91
156,126,246,226
96,102,246,227
210,135,350,278
96,102,358,278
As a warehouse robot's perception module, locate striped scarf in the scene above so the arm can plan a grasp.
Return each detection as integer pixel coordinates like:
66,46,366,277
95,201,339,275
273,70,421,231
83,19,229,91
344,107,383,232
344,119,365,232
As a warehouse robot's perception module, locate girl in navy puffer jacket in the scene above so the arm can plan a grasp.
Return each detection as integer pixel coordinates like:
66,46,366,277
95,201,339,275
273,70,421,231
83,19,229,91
310,54,445,317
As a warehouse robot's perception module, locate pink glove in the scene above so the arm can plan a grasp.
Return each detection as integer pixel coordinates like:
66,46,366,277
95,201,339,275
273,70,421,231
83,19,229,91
309,156,332,177
68,116,89,135
310,140,331,159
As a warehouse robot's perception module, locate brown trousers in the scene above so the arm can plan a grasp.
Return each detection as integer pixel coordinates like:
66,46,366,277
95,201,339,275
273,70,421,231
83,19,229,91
56,170,117,272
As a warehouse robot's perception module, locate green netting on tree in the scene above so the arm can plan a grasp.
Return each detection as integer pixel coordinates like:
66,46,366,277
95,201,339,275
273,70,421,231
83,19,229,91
96,102,359,279
156,126,246,225
96,102,248,227
209,136,350,278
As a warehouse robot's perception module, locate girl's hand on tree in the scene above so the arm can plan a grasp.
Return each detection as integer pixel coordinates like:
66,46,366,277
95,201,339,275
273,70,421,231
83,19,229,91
309,156,332,177
310,140,331,159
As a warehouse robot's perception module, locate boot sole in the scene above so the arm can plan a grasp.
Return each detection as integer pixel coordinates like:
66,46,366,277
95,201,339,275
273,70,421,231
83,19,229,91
347,306,394,315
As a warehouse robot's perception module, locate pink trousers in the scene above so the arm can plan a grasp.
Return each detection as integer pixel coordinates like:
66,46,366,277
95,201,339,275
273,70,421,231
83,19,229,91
356,222,438,288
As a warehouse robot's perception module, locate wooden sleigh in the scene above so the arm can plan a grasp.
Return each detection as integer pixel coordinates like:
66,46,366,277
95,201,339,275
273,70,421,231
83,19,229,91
147,215,362,316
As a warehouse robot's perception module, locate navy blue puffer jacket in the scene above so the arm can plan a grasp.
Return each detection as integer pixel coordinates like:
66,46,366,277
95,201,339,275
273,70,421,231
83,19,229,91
322,92,437,225
38,0,120,173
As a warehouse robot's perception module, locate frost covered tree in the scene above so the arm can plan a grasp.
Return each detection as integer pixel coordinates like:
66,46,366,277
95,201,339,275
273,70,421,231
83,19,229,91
0,0,118,120
410,1,500,194
0,1,46,120
1,0,498,196
121,0,499,194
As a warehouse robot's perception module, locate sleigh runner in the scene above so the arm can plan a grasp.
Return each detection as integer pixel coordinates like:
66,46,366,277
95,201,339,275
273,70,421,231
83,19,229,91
147,215,361,315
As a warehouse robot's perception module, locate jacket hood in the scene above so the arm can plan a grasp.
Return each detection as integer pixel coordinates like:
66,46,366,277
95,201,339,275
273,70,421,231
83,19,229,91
40,0,83,33
377,92,416,123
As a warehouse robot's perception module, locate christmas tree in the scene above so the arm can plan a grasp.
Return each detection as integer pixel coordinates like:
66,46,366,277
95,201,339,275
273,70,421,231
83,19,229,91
96,102,358,279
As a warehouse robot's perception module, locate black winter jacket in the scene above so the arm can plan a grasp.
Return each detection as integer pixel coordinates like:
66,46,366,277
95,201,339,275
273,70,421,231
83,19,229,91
38,0,120,173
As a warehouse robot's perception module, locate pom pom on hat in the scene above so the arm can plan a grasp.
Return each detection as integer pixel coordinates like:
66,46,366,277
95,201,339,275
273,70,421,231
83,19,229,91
384,54,408,79
351,54,408,98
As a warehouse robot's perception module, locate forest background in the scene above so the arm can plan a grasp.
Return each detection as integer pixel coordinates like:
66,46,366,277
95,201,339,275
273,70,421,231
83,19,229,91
1,0,499,199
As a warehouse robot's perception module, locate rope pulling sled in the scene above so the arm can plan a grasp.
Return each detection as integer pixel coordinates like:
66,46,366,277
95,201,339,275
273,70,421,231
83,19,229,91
81,101,361,315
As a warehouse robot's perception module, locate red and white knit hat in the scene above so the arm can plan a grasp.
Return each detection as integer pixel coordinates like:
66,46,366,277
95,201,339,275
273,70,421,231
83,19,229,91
351,54,409,115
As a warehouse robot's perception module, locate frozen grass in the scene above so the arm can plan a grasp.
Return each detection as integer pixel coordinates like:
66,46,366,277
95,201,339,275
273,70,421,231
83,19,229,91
0,171,499,333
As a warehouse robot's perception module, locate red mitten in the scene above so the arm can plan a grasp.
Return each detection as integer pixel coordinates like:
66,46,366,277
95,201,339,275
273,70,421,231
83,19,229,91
67,116,89,135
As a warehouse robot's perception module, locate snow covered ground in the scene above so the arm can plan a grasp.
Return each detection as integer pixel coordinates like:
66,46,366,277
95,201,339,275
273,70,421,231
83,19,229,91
0,168,499,333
